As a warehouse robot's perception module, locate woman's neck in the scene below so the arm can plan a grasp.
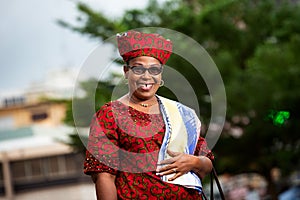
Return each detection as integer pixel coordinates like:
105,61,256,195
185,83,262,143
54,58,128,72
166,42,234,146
118,94,160,114
128,95,157,108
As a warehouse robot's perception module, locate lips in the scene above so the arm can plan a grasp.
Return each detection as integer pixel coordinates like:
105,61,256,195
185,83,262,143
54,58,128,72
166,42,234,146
138,83,154,91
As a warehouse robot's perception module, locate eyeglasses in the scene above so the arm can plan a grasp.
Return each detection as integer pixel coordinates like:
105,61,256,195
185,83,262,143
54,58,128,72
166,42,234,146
127,64,163,75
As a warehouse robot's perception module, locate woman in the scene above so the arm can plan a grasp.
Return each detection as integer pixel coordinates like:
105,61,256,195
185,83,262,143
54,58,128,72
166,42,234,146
84,30,214,199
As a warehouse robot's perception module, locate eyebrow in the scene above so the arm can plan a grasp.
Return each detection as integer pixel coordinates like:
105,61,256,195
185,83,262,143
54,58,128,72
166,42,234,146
130,62,143,65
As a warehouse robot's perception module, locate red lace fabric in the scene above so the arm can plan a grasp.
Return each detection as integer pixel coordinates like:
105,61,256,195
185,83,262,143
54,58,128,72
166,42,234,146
84,101,213,199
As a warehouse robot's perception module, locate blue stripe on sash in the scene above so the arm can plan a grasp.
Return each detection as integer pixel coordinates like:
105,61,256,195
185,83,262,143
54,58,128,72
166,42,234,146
177,104,198,154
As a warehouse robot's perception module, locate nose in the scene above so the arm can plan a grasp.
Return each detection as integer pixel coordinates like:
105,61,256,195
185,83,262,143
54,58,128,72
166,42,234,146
141,69,152,79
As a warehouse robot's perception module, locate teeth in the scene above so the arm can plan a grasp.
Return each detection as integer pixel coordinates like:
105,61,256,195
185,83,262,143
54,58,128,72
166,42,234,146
140,84,151,89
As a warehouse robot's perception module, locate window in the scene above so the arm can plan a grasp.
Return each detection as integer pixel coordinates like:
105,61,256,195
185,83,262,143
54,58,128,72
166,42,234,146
65,154,82,174
46,156,60,176
31,113,48,121
10,153,84,187
3,97,25,107
11,159,44,183
11,161,26,180
31,159,42,177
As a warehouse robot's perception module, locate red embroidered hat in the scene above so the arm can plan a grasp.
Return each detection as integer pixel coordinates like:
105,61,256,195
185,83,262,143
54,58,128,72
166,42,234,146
116,30,173,64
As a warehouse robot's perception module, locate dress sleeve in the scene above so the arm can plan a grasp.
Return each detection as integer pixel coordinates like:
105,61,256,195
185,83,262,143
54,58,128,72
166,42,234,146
84,103,119,175
194,136,214,161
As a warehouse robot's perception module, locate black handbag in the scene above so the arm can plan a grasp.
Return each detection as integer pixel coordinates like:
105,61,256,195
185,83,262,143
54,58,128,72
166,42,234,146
202,167,226,200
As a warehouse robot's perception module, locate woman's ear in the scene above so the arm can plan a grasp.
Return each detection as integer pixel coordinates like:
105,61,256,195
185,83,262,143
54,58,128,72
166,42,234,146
123,65,129,79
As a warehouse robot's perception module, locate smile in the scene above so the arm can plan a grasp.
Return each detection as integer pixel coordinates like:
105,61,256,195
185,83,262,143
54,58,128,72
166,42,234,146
138,83,154,90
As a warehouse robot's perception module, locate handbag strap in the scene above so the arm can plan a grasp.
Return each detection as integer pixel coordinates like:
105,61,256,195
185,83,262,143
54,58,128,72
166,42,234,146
210,167,226,200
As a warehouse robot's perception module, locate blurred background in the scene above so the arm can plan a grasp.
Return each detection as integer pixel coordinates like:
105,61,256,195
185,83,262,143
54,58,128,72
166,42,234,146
0,0,299,200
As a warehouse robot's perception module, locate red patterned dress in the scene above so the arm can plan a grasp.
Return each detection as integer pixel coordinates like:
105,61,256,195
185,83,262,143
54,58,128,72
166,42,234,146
84,101,213,200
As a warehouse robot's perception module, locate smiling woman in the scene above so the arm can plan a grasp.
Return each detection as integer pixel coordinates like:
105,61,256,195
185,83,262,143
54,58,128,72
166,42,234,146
83,30,214,200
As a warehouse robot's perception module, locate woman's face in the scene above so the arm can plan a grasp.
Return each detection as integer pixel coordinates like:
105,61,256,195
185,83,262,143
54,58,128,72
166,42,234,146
124,56,162,100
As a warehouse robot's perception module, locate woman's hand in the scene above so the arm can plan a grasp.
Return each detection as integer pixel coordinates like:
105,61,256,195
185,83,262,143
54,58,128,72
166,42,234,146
156,150,212,181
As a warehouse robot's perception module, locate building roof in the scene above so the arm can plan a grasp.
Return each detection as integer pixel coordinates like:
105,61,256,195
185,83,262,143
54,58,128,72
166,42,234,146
0,125,75,161
0,127,33,141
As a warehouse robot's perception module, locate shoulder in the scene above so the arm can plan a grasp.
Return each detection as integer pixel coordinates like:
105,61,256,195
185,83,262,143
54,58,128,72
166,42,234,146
94,102,112,117
157,96,196,114
94,101,124,120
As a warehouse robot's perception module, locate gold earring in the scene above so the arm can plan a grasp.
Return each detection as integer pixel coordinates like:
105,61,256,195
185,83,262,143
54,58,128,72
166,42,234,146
160,80,164,87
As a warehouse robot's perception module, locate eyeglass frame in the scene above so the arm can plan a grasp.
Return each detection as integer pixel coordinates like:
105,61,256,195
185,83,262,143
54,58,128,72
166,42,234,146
126,64,163,75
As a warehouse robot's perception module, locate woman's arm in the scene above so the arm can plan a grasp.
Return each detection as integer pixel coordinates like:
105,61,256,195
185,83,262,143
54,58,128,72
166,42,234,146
92,173,117,200
191,155,213,179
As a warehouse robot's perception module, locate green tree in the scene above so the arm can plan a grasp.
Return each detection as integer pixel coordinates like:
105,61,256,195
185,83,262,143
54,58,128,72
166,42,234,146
61,0,300,198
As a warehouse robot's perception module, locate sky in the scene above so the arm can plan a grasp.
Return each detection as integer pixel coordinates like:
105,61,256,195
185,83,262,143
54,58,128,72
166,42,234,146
0,0,151,95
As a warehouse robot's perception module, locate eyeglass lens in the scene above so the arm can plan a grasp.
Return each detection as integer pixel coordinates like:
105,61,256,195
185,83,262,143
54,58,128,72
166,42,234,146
128,65,162,75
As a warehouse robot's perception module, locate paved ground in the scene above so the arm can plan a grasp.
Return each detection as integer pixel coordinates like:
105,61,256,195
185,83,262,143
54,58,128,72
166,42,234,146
0,182,96,200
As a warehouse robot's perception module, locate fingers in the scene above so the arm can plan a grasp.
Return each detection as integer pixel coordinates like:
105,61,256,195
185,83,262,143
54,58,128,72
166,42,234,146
156,150,189,181
156,156,177,174
168,171,182,181
156,167,183,181
158,157,175,165
156,167,177,176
